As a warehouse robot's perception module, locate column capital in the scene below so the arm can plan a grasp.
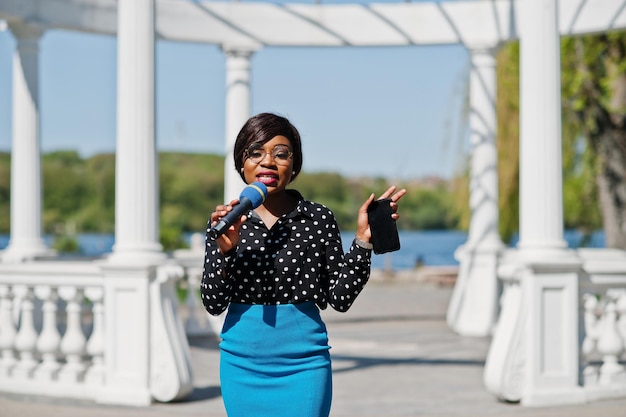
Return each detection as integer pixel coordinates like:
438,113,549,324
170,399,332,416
469,49,497,67
467,41,503,57
8,21,44,41
221,44,259,59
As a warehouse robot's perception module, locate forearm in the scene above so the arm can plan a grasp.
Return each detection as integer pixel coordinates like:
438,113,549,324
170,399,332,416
327,239,372,312
200,236,236,315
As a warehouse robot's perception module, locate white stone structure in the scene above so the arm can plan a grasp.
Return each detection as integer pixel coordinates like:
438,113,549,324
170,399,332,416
0,0,625,408
447,47,505,337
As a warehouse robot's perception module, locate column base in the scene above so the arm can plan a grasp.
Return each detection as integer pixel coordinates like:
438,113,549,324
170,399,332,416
107,244,167,266
485,247,583,405
0,241,56,263
447,240,504,337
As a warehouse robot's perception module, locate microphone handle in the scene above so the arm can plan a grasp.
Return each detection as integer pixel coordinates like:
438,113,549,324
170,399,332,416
209,196,252,239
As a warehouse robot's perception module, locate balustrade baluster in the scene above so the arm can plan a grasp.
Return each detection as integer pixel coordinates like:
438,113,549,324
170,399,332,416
34,285,61,380
184,267,210,336
12,285,39,379
0,284,17,376
85,287,105,385
615,289,626,346
58,286,87,383
582,293,600,385
597,292,626,385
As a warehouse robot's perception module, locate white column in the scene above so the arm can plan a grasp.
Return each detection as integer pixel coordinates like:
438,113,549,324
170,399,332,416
518,0,567,255
485,0,583,407
110,0,164,264
1,23,53,263
518,0,582,405
448,48,504,337
223,47,254,202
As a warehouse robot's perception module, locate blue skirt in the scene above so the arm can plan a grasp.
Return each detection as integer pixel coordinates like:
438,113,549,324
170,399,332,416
219,302,332,417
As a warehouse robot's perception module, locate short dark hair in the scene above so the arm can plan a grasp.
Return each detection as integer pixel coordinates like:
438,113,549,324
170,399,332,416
233,112,303,182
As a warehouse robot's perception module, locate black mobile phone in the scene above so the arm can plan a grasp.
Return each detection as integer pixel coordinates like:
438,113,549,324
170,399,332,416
367,198,401,254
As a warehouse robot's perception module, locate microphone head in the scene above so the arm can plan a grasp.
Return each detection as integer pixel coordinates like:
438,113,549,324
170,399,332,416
240,182,268,209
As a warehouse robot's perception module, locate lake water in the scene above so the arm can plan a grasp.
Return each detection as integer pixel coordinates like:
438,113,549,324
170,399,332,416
0,229,606,271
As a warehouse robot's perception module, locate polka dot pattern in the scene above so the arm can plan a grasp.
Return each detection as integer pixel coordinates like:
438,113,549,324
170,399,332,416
200,190,372,315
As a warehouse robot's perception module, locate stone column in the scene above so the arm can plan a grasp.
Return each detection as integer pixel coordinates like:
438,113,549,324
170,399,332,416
447,48,504,337
99,2,193,406
517,0,582,405
223,47,255,202
1,23,53,263
518,2,567,255
109,0,164,264
485,0,583,407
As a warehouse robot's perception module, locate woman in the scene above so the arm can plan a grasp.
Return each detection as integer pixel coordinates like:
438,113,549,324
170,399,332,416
201,112,406,417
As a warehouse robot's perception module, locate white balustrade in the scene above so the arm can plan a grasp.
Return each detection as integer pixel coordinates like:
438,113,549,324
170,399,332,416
84,286,105,385
582,289,626,389
183,266,211,336
58,286,87,383
34,286,61,380
581,293,601,386
576,249,626,401
173,239,224,338
0,273,103,398
618,291,626,350
0,260,194,404
0,284,17,376
486,248,626,405
12,285,38,379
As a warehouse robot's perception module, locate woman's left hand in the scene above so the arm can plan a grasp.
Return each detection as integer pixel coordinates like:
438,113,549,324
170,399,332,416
355,185,407,242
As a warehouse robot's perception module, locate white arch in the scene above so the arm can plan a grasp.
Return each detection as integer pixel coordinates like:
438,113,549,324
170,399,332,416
1,0,625,49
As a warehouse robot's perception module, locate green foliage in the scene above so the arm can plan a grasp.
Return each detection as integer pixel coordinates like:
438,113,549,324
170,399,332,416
159,152,224,233
52,234,80,253
496,41,521,244
560,32,626,247
42,151,91,233
396,184,459,230
492,36,607,244
84,154,116,232
160,225,189,252
0,151,463,238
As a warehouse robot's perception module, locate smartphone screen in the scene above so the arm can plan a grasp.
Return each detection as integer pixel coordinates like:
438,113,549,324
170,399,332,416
367,198,401,254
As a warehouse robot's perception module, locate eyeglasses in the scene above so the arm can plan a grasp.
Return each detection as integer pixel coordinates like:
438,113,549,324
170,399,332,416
245,144,293,166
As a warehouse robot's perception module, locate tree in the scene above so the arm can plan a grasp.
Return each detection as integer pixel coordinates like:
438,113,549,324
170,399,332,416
561,32,626,248
496,41,521,244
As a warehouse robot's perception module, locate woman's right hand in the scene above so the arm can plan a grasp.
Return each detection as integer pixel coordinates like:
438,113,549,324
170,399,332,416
210,199,246,254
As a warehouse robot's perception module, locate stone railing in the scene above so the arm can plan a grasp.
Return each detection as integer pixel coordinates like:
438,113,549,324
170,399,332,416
485,248,626,406
579,249,626,401
0,258,194,406
173,240,224,338
0,262,105,400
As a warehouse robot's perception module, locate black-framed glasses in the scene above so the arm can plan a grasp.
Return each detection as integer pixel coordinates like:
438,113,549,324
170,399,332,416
245,144,293,166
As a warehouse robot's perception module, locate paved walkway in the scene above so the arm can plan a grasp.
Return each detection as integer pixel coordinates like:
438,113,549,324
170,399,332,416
1,279,625,417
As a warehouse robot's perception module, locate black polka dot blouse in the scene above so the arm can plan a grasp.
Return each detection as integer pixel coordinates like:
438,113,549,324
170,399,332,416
201,190,372,315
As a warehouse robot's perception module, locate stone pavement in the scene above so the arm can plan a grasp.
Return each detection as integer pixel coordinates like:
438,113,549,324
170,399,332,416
1,279,625,417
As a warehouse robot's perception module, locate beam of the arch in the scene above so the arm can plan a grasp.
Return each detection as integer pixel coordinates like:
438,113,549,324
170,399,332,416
1,0,626,50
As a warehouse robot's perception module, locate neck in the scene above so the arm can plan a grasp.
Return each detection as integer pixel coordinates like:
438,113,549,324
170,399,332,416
259,189,296,218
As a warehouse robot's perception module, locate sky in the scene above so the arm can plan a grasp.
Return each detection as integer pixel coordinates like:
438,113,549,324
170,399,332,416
0,0,471,181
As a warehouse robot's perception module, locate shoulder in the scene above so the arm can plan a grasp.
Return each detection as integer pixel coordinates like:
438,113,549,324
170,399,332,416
302,199,336,222
289,189,336,220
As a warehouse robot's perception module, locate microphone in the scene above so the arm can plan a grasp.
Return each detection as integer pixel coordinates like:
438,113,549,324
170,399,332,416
209,182,268,238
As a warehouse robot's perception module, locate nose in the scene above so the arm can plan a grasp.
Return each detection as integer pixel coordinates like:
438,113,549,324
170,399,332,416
259,150,275,165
